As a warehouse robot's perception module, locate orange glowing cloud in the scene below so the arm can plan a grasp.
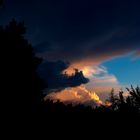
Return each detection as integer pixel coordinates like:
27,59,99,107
63,65,107,77
44,85,103,107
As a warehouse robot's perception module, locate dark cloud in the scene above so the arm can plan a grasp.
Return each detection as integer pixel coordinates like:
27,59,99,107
1,0,140,70
37,61,89,93
13,0,140,65
33,41,51,53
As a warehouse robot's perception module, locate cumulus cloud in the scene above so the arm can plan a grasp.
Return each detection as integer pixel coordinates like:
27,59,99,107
44,85,102,107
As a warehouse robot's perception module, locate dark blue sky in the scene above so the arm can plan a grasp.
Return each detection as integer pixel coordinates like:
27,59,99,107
1,0,140,92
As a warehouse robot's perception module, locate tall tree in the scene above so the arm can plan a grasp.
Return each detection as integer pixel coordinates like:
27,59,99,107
1,20,45,114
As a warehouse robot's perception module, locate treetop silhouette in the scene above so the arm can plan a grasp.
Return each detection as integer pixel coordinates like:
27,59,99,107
1,19,45,113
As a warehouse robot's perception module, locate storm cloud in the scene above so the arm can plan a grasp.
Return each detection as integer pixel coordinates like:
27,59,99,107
28,0,140,68
1,0,140,67
37,61,89,93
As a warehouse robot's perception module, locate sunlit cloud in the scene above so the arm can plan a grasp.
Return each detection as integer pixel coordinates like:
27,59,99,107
44,85,103,107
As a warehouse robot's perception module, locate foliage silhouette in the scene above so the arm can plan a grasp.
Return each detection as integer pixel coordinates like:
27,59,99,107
107,86,140,113
1,19,45,113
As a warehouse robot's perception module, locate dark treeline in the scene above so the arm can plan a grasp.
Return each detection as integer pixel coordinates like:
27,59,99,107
1,20,140,115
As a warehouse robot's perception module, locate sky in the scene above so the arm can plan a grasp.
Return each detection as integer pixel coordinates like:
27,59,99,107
1,0,140,103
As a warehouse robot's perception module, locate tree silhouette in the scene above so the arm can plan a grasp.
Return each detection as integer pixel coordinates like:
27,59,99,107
107,86,140,113
126,86,140,110
1,19,45,113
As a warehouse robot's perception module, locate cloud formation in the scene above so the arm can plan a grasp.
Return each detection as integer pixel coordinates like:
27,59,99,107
44,85,102,107
2,0,140,99
2,0,140,67
37,61,89,93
